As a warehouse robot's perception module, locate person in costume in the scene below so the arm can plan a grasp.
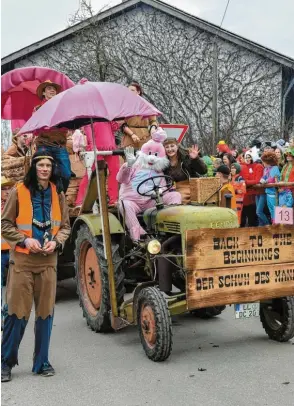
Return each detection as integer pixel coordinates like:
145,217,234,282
163,138,207,204
1,151,70,382
75,121,121,207
216,140,231,159
4,129,33,158
202,155,214,177
279,147,294,208
230,163,246,224
1,177,15,329
120,81,158,149
117,128,182,241
33,80,72,193
241,149,263,227
215,165,237,210
258,151,280,225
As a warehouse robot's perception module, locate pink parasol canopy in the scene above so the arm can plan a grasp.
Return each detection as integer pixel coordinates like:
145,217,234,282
18,80,162,134
1,66,75,129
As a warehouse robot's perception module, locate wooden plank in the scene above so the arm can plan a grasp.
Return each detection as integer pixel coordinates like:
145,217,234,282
186,262,294,310
80,171,98,213
186,225,294,271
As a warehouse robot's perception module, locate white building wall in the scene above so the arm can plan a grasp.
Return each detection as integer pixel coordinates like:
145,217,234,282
15,5,282,150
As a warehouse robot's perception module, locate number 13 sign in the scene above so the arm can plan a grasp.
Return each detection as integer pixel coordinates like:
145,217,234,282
275,207,294,224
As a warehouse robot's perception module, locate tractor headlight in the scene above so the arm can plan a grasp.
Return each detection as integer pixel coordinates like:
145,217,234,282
147,239,161,255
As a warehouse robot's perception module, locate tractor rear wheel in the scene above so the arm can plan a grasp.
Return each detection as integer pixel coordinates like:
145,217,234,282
75,224,125,332
190,306,226,319
260,297,294,342
137,287,172,362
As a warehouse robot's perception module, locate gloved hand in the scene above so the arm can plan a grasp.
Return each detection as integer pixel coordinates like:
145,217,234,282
125,146,136,167
260,178,267,184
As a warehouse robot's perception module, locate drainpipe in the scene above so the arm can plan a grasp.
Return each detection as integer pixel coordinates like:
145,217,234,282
281,77,294,139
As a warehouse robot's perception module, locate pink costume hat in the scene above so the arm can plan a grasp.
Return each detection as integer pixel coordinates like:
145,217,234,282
141,127,167,158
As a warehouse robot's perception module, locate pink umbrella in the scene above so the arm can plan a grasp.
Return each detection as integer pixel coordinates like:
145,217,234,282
18,80,161,134
1,66,75,128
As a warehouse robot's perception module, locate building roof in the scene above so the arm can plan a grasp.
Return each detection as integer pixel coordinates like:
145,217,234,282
2,0,294,72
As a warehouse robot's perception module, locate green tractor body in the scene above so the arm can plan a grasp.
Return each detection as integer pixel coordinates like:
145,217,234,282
143,204,239,252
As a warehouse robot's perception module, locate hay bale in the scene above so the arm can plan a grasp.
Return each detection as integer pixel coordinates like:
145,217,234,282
1,156,26,170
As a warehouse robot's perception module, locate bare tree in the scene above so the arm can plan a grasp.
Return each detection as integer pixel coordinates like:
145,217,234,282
16,0,282,152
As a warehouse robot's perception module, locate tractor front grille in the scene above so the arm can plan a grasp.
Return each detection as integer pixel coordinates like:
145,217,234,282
163,222,181,233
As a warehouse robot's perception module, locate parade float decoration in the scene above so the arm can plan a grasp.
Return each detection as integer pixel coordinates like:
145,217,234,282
3,68,294,361
1,67,85,208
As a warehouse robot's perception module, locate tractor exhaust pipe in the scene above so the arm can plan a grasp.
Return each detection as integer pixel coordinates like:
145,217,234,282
157,235,180,293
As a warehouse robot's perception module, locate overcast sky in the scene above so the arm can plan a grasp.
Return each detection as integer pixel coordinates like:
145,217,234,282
1,0,294,59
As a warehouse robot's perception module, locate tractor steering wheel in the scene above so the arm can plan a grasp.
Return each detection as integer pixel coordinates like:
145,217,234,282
137,175,173,197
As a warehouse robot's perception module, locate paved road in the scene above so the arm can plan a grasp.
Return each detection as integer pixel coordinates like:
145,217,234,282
2,280,294,406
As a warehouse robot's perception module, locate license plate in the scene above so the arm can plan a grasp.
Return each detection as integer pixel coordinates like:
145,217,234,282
234,303,260,319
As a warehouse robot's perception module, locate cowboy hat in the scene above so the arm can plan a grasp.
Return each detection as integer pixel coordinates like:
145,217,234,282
36,80,62,99
1,176,15,187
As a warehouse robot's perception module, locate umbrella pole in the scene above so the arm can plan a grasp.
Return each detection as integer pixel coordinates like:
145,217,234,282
91,119,118,319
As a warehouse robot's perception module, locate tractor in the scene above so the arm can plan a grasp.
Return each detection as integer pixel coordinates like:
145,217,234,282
71,157,294,361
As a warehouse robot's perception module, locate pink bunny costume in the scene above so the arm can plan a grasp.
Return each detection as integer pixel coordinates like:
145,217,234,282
117,128,182,240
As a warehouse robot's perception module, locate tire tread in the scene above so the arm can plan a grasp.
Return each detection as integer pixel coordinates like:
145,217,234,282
137,287,172,362
260,296,294,342
75,225,125,333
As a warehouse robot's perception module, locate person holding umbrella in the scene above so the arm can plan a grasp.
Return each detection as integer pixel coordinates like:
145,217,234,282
1,151,70,382
32,80,72,192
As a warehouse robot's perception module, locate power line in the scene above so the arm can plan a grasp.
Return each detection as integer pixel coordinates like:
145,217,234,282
219,0,231,30
211,0,231,152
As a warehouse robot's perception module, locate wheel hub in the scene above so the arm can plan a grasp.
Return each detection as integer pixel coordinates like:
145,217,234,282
141,305,156,348
80,243,102,313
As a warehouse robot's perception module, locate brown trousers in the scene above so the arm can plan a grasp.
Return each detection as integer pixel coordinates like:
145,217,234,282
6,265,57,320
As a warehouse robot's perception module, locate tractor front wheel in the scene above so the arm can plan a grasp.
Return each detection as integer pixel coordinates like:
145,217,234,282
137,287,172,362
75,224,125,333
260,297,294,342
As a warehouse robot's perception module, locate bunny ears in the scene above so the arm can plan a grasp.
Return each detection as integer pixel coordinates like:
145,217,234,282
151,127,167,143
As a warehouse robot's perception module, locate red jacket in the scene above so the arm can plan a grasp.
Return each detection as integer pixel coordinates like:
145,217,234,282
242,162,264,205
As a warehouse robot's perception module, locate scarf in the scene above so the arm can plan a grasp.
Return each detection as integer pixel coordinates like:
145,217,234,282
281,163,293,182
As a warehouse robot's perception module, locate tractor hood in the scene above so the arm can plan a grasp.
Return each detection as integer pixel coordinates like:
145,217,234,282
144,205,239,234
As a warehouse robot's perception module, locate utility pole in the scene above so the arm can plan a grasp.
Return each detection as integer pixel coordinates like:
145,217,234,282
212,40,219,154
281,77,294,140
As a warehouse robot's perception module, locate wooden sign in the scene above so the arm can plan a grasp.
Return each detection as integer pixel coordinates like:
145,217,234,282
186,225,294,270
186,225,294,310
186,263,294,309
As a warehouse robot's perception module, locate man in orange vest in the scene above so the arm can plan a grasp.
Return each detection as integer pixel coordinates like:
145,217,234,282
1,177,15,330
1,151,70,382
